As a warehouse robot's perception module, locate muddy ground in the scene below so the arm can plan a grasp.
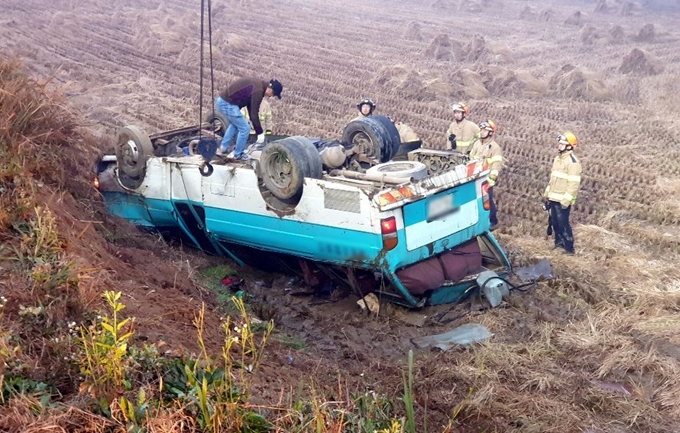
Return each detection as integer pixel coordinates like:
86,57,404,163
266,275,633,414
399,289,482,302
2,0,680,430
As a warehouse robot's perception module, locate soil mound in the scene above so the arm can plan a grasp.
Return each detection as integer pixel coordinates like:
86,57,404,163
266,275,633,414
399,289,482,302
620,1,635,15
619,48,664,75
594,0,609,13
549,64,611,101
449,68,489,99
565,11,583,26
609,25,626,43
375,65,451,101
519,5,536,19
424,34,462,61
0,55,224,378
423,77,454,97
479,66,547,97
635,23,656,42
580,25,601,45
462,34,491,62
375,64,410,86
403,21,424,40
431,0,456,10
539,8,555,21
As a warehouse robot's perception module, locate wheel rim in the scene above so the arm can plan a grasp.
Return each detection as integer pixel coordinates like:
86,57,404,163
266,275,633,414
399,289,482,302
428,156,443,172
265,150,294,189
376,162,417,173
121,138,140,168
350,132,376,158
210,118,226,135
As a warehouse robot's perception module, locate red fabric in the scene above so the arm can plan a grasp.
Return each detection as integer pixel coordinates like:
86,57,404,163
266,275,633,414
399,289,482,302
221,276,241,286
396,240,482,295
439,239,483,281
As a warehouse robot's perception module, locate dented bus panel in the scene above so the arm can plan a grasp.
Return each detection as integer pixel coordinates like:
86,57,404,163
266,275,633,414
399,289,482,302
97,125,511,308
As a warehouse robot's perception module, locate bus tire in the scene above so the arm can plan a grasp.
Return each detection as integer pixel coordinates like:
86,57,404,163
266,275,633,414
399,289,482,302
260,137,320,199
341,116,400,163
115,125,153,188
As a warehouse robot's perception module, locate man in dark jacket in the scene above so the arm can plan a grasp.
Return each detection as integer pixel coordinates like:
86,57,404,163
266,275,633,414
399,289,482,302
215,77,283,160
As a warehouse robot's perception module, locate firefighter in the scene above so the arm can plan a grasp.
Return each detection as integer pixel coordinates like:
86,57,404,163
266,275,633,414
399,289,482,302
470,120,503,230
544,132,582,255
353,98,376,121
395,121,421,146
240,98,273,139
445,102,480,154
215,77,283,160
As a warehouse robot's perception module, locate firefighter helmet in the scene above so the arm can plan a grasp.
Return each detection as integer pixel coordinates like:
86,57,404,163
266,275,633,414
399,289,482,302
451,102,469,114
479,120,497,134
557,132,578,147
357,98,376,111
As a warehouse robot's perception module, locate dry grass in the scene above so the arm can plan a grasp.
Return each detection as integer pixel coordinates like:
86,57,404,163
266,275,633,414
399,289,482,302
619,48,664,76
2,0,680,430
549,64,612,101
0,395,115,433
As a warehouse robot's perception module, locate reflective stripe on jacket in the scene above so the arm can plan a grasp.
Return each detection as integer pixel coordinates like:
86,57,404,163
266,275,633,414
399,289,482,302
544,151,582,206
470,138,503,186
241,99,273,133
446,118,480,153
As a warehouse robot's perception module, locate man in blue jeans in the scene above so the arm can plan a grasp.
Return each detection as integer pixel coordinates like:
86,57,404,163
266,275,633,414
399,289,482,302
215,77,283,160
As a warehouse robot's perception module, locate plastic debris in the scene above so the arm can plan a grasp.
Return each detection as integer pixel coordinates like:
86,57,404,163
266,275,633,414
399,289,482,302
589,380,633,396
476,270,510,308
513,258,554,282
357,293,380,315
411,323,493,351
221,275,244,289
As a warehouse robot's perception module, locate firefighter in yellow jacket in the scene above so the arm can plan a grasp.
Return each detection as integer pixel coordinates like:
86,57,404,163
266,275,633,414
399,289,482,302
240,99,273,142
352,98,376,121
544,132,582,255
446,102,480,154
470,120,503,230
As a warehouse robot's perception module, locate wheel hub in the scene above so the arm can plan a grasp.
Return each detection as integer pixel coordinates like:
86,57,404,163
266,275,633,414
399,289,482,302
122,139,139,167
267,152,293,189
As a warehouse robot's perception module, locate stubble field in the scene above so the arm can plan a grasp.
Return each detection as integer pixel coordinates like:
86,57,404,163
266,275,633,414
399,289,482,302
2,0,680,431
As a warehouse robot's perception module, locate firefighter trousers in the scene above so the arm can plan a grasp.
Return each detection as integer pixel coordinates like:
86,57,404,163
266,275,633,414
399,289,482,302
548,201,574,253
488,186,498,227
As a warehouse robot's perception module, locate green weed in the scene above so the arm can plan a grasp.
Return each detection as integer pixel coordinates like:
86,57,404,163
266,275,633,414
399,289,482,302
78,291,134,406
402,349,416,433
273,333,308,351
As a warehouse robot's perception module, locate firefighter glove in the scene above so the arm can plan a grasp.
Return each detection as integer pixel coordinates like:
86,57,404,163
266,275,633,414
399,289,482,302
256,133,265,144
448,133,457,149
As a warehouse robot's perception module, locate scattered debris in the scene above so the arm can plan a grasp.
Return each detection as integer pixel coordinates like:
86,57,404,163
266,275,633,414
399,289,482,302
589,380,633,396
411,323,494,350
221,275,244,291
514,258,554,282
357,293,380,315
476,270,510,308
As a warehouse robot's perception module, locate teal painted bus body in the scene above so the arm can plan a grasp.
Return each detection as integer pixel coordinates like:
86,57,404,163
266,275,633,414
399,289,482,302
98,153,511,308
